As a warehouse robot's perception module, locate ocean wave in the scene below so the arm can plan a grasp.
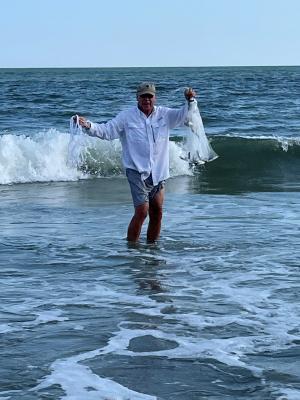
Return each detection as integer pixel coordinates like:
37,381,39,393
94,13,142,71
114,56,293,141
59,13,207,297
192,135,300,193
1,131,300,189
0,130,191,185
0,130,85,184
209,134,300,167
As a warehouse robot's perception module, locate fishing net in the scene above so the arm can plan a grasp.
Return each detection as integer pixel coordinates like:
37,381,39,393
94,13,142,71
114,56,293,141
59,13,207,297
185,100,218,164
68,115,89,167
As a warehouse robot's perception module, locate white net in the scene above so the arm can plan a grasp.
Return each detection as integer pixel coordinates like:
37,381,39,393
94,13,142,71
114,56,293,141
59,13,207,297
68,115,89,167
184,100,218,164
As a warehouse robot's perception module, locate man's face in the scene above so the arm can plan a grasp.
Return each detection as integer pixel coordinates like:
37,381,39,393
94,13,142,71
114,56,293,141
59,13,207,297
137,93,156,115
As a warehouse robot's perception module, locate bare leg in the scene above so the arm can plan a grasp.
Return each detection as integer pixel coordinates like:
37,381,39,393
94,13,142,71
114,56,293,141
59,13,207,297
147,188,164,243
127,203,149,242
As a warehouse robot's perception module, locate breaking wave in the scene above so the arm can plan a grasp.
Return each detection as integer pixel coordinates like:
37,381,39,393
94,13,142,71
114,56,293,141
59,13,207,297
0,130,191,185
1,130,300,193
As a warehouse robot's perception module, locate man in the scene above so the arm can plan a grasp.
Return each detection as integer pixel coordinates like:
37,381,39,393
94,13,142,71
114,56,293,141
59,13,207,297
78,82,196,243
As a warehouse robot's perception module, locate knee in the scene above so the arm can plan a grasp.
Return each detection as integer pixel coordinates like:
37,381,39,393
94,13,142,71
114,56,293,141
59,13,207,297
149,204,163,221
134,204,149,221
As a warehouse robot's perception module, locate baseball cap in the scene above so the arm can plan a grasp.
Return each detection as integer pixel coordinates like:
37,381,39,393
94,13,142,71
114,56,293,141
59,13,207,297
136,82,156,97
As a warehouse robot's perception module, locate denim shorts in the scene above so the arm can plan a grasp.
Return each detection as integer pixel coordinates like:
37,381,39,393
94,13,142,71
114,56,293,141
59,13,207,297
126,168,165,207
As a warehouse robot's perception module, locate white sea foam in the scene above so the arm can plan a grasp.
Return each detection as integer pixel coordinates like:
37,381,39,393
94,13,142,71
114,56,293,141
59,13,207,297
31,323,260,399
0,130,85,184
0,130,192,185
8,218,300,398
27,261,300,399
275,387,300,400
31,310,68,325
224,133,300,151
34,359,156,400
98,326,262,374
3,129,296,186
169,140,192,177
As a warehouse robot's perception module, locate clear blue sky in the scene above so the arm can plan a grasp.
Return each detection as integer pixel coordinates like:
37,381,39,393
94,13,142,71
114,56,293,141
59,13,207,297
1,0,299,68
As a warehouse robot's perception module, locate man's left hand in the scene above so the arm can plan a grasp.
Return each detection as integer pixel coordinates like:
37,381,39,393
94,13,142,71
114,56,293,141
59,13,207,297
184,87,196,101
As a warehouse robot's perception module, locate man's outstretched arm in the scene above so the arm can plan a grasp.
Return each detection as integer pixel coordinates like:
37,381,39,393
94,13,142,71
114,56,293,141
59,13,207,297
77,114,124,140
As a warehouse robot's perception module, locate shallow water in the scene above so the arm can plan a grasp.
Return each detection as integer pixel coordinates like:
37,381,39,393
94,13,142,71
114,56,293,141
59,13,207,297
1,178,300,399
1,67,300,399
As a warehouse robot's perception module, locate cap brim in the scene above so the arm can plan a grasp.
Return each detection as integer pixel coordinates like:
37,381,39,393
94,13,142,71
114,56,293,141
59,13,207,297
137,90,156,96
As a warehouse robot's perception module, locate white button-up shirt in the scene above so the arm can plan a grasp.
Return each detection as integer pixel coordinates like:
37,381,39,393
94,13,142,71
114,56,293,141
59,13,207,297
87,103,189,185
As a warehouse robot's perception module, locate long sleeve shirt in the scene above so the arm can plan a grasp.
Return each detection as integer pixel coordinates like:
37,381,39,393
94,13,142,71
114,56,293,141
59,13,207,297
86,103,190,185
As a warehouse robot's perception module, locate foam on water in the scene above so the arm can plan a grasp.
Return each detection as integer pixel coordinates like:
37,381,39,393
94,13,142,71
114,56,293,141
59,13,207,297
1,66,300,400
1,189,300,398
31,310,68,325
34,359,156,400
222,133,300,151
25,247,300,399
32,325,258,399
2,129,299,188
0,130,85,184
276,388,300,400
0,130,191,185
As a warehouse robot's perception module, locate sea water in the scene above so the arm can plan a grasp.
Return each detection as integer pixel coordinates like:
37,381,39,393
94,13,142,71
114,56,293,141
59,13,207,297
0,67,300,399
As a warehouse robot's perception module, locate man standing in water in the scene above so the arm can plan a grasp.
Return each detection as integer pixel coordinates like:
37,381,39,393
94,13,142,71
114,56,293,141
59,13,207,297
78,83,196,243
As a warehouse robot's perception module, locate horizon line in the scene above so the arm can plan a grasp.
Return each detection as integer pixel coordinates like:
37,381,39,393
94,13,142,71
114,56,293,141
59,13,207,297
0,64,299,70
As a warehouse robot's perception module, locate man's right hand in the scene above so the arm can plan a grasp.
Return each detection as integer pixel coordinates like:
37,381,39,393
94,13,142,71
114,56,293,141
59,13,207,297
77,116,91,129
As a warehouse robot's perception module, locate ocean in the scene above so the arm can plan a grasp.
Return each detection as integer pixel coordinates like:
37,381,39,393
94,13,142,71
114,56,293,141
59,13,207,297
0,66,300,400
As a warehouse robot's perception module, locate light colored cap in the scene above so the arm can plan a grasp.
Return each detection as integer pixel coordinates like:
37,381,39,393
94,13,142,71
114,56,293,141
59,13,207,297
136,82,156,96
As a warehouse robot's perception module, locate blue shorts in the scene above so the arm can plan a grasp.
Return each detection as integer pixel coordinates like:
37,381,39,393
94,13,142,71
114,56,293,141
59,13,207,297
126,169,165,207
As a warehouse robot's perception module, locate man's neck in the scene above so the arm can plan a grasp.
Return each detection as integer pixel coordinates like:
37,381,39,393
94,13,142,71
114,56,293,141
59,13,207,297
138,105,154,117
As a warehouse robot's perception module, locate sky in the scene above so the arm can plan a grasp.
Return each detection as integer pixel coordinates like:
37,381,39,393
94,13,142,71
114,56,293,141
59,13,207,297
1,0,299,68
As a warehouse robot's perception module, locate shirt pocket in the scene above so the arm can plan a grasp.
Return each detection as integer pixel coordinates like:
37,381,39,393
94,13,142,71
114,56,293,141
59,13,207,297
126,122,147,142
152,122,169,142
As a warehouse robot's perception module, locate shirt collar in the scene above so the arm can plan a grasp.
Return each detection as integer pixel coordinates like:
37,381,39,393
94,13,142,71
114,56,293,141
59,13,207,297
136,105,157,119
